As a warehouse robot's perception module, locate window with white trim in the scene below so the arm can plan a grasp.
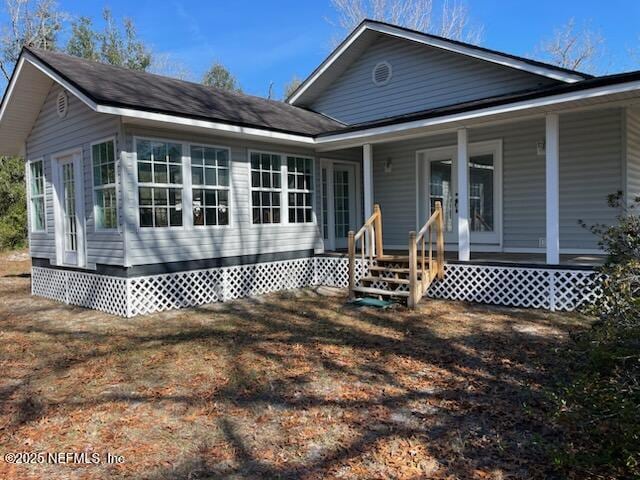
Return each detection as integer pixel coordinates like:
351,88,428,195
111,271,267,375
287,156,313,223
250,152,281,224
92,139,117,230
191,145,230,226
29,160,45,232
136,139,183,227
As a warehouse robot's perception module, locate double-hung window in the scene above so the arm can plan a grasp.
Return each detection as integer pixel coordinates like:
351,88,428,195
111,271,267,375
92,139,117,230
191,145,230,226
250,151,314,225
137,139,183,227
29,160,45,232
250,152,281,224
287,156,313,223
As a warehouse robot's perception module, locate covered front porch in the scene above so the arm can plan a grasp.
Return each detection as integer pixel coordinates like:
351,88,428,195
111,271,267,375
315,100,631,269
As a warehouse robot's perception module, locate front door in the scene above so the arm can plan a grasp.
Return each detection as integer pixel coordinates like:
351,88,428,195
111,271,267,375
418,140,502,246
54,152,85,267
321,160,361,250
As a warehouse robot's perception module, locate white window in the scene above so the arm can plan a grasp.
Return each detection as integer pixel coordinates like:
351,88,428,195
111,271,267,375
29,159,45,232
92,139,118,230
136,139,183,228
191,145,230,226
250,152,282,224
287,156,313,223
250,151,314,225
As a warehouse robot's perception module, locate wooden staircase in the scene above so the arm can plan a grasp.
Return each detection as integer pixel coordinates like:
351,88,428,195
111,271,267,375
347,203,445,308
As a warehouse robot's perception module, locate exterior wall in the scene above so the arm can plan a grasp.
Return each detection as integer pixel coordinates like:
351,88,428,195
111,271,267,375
25,83,123,267
309,34,557,125
120,126,326,266
371,108,623,251
626,106,640,205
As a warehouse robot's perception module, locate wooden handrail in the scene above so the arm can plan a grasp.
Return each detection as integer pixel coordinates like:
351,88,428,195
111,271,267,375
348,204,383,299
408,201,445,308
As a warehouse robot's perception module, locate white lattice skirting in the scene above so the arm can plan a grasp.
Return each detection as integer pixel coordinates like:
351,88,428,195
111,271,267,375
31,258,600,317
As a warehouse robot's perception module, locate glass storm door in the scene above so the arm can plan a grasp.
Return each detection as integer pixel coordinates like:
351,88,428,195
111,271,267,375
419,142,501,246
55,153,84,267
321,160,359,250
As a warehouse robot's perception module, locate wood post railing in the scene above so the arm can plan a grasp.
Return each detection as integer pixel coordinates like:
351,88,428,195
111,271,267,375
348,204,383,299
408,201,445,308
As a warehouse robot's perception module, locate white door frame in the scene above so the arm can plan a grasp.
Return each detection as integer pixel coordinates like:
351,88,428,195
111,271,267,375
320,158,362,251
51,148,86,267
416,139,503,248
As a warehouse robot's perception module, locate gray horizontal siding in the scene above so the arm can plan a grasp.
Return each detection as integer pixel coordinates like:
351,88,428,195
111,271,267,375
309,34,556,125
25,83,123,266
558,109,622,249
121,126,325,266
626,107,640,205
370,108,623,251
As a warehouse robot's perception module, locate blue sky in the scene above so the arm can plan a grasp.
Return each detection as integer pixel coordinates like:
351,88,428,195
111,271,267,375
4,1,640,97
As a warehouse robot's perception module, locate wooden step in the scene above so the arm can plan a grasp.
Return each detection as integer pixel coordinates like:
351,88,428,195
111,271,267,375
352,286,410,298
361,275,410,285
377,255,410,262
368,266,426,277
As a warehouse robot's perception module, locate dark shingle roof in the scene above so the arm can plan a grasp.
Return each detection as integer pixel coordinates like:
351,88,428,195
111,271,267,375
25,47,344,136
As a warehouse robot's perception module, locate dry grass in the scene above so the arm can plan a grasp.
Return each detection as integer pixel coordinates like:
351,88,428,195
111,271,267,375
0,250,589,479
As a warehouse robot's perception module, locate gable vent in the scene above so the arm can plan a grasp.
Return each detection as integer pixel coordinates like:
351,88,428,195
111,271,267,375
56,90,68,118
372,61,392,86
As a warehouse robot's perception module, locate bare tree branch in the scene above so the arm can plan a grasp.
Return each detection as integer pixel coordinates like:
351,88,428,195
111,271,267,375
328,0,482,44
535,18,605,74
0,0,64,80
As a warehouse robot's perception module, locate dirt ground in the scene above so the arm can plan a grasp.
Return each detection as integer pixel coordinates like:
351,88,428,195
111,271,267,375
0,250,589,479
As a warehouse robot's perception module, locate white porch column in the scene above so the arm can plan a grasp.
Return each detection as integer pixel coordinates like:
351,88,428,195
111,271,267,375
545,113,560,265
457,128,470,261
363,143,374,220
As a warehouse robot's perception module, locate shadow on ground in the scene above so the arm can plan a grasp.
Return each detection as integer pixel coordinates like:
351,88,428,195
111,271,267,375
0,257,588,479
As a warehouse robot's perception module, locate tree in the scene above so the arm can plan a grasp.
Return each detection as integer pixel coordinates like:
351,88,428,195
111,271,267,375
0,0,64,80
149,52,192,81
535,18,605,74
66,8,151,71
283,75,302,100
202,62,241,92
328,0,482,44
66,16,98,61
0,156,26,249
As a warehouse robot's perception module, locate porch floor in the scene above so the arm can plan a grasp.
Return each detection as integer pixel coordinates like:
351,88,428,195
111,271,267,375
325,250,605,268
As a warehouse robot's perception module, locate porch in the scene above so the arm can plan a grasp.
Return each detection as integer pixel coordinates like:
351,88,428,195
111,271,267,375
323,250,605,268
316,104,629,268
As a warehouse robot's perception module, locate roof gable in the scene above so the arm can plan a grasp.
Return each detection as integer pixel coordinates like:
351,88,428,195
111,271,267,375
306,33,563,125
287,20,591,108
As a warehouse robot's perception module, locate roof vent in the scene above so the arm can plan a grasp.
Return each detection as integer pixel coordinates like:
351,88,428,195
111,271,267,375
56,90,68,118
372,61,392,86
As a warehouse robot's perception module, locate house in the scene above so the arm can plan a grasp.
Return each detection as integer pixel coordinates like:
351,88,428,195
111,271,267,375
0,19,637,316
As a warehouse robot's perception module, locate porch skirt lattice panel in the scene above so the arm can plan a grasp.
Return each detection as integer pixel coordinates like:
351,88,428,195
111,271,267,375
31,266,128,316
426,263,602,311
31,258,600,317
127,258,317,316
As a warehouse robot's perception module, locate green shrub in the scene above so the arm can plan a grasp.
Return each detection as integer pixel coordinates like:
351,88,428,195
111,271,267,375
0,156,27,250
552,193,640,478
